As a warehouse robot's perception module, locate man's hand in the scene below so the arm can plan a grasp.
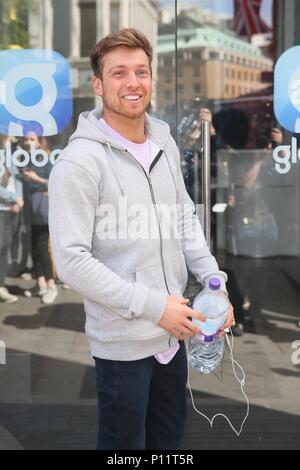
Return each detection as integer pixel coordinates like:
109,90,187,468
10,203,20,214
199,108,216,136
270,127,283,145
158,296,206,341
219,303,235,337
23,170,45,185
15,197,24,209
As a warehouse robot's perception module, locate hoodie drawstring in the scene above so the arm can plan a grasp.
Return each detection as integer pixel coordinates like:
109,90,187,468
106,139,178,201
163,151,178,200
106,141,126,197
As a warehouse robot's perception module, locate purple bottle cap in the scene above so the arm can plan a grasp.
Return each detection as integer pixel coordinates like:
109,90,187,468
209,278,221,290
202,334,216,343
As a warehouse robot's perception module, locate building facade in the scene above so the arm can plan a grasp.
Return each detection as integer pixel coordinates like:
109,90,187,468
158,26,273,108
28,0,159,113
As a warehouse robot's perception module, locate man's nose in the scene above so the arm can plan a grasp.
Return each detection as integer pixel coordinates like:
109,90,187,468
126,72,139,87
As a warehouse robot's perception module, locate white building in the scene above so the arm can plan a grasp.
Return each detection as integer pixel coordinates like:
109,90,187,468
28,0,159,109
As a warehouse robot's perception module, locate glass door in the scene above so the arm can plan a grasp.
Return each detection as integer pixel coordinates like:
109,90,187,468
0,0,299,450
159,0,300,449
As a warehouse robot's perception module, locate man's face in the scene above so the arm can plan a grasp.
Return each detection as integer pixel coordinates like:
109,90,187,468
92,47,152,120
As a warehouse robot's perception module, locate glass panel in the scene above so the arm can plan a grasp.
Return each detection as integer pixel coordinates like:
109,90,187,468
0,0,299,451
80,1,96,57
110,1,120,33
175,0,300,449
0,0,177,451
53,0,71,57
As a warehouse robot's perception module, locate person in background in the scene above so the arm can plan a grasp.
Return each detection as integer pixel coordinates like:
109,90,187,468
22,132,57,305
0,136,24,303
189,107,216,144
214,109,252,336
268,126,283,149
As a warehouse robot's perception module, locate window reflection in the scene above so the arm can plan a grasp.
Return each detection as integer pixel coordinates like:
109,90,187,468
0,0,299,451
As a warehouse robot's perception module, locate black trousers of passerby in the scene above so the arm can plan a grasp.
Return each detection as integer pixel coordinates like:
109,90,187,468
224,268,245,324
31,225,53,281
0,211,13,287
94,341,188,450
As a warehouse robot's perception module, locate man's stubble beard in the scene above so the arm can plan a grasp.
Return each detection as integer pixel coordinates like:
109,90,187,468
102,94,150,120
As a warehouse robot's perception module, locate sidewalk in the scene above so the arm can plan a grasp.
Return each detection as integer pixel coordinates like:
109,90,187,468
0,425,23,450
0,265,300,450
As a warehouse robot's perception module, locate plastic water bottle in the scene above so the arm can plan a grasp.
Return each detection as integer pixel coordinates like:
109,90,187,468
188,278,229,374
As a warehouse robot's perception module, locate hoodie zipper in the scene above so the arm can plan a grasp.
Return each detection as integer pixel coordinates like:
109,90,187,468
147,169,171,296
124,149,171,295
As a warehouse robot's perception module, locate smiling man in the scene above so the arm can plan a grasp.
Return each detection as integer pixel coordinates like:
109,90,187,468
94,46,153,128
49,29,233,450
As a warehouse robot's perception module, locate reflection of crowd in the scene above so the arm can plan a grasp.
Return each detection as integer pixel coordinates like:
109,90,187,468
0,136,24,304
1,109,284,325
0,133,60,306
178,105,284,337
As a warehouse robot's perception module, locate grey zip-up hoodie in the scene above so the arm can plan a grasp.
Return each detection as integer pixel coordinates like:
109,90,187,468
48,108,227,360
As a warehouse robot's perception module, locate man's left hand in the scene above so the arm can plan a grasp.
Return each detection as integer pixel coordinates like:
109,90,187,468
219,303,235,337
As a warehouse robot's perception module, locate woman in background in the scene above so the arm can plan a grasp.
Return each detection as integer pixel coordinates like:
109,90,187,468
0,136,24,304
22,132,57,305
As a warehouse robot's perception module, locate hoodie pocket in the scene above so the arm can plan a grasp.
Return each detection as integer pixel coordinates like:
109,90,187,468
165,251,188,296
135,262,167,293
136,252,188,297
180,252,188,289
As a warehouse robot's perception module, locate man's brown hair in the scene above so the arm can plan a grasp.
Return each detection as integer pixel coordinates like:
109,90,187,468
89,28,153,78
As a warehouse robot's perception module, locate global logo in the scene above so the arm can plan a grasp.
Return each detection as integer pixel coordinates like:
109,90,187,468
0,49,72,136
274,46,300,133
272,46,300,174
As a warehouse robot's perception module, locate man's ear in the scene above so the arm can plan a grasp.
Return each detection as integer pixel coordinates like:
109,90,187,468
92,76,103,97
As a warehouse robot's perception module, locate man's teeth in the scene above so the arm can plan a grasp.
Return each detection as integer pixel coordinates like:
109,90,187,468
124,95,140,101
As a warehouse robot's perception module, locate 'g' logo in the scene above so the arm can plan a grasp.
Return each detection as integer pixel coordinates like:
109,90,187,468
274,46,300,133
0,49,72,136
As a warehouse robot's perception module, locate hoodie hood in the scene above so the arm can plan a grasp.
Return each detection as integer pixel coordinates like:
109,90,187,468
69,108,171,151
67,108,174,198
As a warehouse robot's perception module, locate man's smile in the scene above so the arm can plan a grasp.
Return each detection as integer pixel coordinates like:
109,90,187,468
122,94,143,103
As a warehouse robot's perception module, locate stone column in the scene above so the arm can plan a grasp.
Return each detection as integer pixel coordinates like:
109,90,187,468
28,0,53,49
120,0,130,28
70,0,81,58
96,0,111,39
42,0,54,49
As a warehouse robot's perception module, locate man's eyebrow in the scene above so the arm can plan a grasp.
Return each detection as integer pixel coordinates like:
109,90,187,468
108,64,150,73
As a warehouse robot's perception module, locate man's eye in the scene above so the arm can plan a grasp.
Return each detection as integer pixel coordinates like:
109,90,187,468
138,71,149,77
114,71,123,76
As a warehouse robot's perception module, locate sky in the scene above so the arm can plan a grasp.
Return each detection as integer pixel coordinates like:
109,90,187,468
159,0,273,26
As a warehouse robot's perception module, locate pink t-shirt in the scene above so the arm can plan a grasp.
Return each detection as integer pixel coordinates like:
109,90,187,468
100,118,179,364
100,118,152,173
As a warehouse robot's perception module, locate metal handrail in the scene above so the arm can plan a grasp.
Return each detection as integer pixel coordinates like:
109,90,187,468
201,121,211,248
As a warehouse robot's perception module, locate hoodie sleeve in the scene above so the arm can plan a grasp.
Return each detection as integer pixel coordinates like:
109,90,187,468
168,137,228,291
0,165,23,203
48,159,167,324
0,186,17,204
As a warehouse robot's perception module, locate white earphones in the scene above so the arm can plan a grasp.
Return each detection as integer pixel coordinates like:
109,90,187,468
185,329,250,437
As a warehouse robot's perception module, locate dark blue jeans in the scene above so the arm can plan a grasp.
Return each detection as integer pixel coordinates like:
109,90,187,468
94,341,188,450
